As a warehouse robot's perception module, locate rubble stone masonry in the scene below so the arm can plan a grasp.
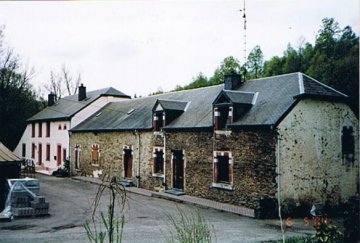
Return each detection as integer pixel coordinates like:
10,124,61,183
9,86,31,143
70,129,278,214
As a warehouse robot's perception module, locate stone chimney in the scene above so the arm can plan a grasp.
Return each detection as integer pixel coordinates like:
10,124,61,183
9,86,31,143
48,93,56,106
224,71,242,90
78,84,86,101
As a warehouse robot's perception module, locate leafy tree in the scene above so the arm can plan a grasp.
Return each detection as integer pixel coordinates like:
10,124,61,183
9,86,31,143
0,27,45,150
246,45,264,79
175,56,242,91
209,56,241,85
307,18,359,115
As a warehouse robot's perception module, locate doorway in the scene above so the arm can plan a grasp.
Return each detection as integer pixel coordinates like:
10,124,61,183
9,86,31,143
57,145,62,166
123,149,133,178
172,150,184,190
38,143,42,165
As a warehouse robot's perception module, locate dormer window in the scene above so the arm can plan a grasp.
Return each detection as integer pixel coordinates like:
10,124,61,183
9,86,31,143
214,106,233,130
213,90,257,132
152,99,188,132
153,112,165,131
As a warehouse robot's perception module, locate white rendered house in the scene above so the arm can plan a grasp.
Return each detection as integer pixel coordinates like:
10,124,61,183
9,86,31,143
14,84,130,173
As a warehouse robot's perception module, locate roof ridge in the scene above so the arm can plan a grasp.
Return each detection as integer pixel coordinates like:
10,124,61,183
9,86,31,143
247,72,299,82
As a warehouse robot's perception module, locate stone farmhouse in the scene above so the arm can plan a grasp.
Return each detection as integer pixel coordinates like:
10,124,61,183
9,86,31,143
69,73,359,217
14,85,130,173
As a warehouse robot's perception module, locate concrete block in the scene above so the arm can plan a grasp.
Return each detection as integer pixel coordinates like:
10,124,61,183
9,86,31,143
33,196,46,203
30,201,49,209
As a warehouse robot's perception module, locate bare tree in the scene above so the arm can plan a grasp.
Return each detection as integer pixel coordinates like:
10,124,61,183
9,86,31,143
44,65,81,100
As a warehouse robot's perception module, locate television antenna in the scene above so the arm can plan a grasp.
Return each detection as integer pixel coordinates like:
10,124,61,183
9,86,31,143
239,0,247,67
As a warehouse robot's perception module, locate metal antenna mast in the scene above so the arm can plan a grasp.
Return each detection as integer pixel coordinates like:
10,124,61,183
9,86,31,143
241,0,247,66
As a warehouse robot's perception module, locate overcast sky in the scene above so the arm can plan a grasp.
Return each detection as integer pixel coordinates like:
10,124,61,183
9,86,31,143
0,0,358,97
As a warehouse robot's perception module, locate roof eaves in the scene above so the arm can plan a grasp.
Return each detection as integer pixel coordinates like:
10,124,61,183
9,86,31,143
70,127,153,133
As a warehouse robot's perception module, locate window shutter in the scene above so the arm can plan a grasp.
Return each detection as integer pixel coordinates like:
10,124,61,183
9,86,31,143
228,106,233,124
228,159,233,184
213,157,218,183
153,114,159,131
214,108,220,130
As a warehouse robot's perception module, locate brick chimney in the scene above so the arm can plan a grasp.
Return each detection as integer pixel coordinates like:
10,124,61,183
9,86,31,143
48,93,56,106
224,71,242,90
78,84,86,101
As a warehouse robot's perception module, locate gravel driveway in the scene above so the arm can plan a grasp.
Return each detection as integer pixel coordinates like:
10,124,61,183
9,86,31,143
0,174,313,243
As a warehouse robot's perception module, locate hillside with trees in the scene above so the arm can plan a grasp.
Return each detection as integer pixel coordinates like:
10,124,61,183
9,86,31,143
0,27,45,150
175,18,359,115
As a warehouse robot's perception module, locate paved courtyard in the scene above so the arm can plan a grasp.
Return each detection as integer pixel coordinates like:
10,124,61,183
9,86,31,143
0,174,314,243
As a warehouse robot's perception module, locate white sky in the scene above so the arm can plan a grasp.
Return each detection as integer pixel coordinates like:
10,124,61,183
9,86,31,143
0,0,358,97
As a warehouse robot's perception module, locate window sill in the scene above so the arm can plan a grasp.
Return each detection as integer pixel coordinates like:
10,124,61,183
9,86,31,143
153,131,163,136
91,163,100,167
211,182,233,191
152,173,165,178
214,130,232,136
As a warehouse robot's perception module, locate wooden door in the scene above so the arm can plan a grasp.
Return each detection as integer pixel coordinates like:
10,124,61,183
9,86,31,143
124,149,133,178
38,143,42,165
57,145,62,166
172,150,184,190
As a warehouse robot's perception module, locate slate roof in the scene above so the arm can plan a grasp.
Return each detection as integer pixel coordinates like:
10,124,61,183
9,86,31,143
215,90,256,105
28,87,130,122
0,142,21,163
155,99,189,111
71,72,348,132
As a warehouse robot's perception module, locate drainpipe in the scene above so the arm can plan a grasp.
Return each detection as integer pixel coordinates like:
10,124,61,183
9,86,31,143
68,121,72,177
276,130,285,242
135,130,141,188
163,130,166,187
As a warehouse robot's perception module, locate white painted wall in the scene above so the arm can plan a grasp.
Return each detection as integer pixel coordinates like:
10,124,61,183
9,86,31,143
71,96,127,128
14,121,70,171
14,96,129,172
277,99,359,205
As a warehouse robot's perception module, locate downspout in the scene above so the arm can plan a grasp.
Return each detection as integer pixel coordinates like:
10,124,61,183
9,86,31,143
135,130,140,188
276,129,285,242
68,121,72,177
163,130,166,187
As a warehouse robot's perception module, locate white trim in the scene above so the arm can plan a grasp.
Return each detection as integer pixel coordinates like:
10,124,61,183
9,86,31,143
211,182,233,190
252,92,259,105
298,72,304,94
183,101,191,111
214,111,220,116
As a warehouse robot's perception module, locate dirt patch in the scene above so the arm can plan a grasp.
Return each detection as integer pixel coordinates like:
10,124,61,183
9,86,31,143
1,224,36,230
52,223,77,231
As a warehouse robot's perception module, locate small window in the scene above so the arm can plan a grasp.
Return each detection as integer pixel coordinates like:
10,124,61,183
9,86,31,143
153,148,164,174
153,112,164,131
91,144,100,165
31,123,35,137
342,126,355,164
31,143,36,159
213,151,233,188
63,124,67,130
46,122,50,137
38,122,42,137
46,144,50,161
22,143,26,157
58,124,62,130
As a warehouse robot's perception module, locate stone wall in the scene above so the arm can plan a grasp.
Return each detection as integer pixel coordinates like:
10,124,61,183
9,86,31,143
70,129,277,214
277,99,359,206
70,131,164,190
165,130,277,211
